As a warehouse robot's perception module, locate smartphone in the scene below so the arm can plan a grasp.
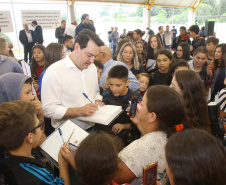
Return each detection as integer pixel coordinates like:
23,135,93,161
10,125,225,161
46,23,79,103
129,96,138,118
143,162,158,185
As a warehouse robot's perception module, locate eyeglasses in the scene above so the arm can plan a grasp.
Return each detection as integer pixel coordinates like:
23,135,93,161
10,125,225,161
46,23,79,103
27,119,44,135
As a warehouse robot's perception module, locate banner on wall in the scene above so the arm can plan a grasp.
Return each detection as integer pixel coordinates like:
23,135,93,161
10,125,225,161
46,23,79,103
21,10,61,30
0,11,14,33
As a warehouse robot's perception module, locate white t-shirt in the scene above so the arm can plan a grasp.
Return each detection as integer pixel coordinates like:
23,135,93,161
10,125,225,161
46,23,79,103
119,131,168,185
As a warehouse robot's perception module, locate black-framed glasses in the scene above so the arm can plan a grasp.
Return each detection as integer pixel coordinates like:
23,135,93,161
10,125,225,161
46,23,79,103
28,119,44,135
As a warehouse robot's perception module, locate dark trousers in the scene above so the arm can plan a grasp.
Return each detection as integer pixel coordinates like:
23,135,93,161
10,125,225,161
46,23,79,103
24,42,34,62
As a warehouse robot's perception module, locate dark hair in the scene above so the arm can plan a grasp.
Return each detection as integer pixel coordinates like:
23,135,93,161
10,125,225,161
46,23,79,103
201,26,205,31
75,132,123,185
166,129,226,185
24,78,33,84
155,49,173,61
75,29,104,50
113,38,131,60
158,26,163,31
189,25,199,35
108,65,128,82
207,37,219,45
63,35,73,44
146,85,184,138
146,35,163,60
214,44,226,71
0,101,36,150
134,29,142,36
31,44,45,77
180,26,186,31
175,70,210,131
45,43,64,69
61,20,66,24
164,59,188,85
81,13,89,21
135,41,147,59
32,20,37,25
94,60,103,69
193,46,208,57
176,42,192,61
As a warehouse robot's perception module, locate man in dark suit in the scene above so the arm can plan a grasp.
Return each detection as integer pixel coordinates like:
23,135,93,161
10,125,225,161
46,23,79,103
19,23,35,63
156,26,166,48
31,20,44,44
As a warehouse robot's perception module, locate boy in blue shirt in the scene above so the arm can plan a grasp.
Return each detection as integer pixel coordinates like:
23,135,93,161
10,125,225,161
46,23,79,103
100,65,142,145
0,101,70,185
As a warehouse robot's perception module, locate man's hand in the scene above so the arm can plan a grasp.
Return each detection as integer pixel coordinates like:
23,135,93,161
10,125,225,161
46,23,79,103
95,100,105,107
190,45,193,51
80,103,98,116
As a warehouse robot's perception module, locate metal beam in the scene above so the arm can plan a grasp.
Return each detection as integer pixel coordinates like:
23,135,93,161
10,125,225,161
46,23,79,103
146,0,155,10
192,0,204,12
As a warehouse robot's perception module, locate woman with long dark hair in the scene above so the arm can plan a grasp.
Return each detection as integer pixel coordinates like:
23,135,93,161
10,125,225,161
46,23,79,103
174,42,192,62
38,43,66,93
113,85,184,185
170,70,210,131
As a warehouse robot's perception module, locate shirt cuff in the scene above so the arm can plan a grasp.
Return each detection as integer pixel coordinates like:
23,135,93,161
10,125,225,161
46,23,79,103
53,106,68,120
95,94,103,101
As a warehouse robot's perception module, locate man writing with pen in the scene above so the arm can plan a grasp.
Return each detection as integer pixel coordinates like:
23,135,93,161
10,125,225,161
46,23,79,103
41,29,105,130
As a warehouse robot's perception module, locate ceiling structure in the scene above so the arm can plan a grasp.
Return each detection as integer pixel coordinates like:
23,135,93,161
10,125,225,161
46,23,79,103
62,0,203,12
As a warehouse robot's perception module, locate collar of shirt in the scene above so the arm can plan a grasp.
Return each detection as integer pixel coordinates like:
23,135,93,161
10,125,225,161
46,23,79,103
65,55,91,73
103,58,114,70
0,55,8,63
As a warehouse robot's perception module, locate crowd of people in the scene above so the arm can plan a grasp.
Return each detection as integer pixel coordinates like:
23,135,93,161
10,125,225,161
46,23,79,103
0,12,226,185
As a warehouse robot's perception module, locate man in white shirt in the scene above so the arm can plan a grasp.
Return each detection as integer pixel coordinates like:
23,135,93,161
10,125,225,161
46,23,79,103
164,25,173,50
19,24,34,62
41,29,104,129
63,35,73,55
64,21,77,41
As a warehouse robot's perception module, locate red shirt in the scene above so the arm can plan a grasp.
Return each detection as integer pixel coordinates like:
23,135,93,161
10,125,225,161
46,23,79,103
35,63,44,79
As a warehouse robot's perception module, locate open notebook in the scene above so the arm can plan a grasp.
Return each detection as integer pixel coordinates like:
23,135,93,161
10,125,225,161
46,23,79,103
39,120,89,167
77,105,122,125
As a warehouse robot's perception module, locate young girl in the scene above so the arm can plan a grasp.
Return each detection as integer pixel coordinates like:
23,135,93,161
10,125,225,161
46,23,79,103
174,42,192,62
188,46,214,95
38,43,66,93
146,35,163,71
135,41,147,71
170,70,210,131
210,44,226,100
117,42,144,76
31,44,45,80
136,73,150,97
164,59,189,86
149,49,173,85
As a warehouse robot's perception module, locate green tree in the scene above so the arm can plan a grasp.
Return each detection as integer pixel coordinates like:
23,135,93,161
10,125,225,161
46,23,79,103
135,5,143,17
156,10,168,23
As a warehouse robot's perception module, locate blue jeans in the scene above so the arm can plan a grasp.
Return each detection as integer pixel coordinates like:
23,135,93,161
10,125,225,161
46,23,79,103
112,45,116,57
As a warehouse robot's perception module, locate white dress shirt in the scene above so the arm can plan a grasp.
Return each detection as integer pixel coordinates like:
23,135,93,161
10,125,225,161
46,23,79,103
25,30,33,43
41,55,102,128
64,24,76,38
